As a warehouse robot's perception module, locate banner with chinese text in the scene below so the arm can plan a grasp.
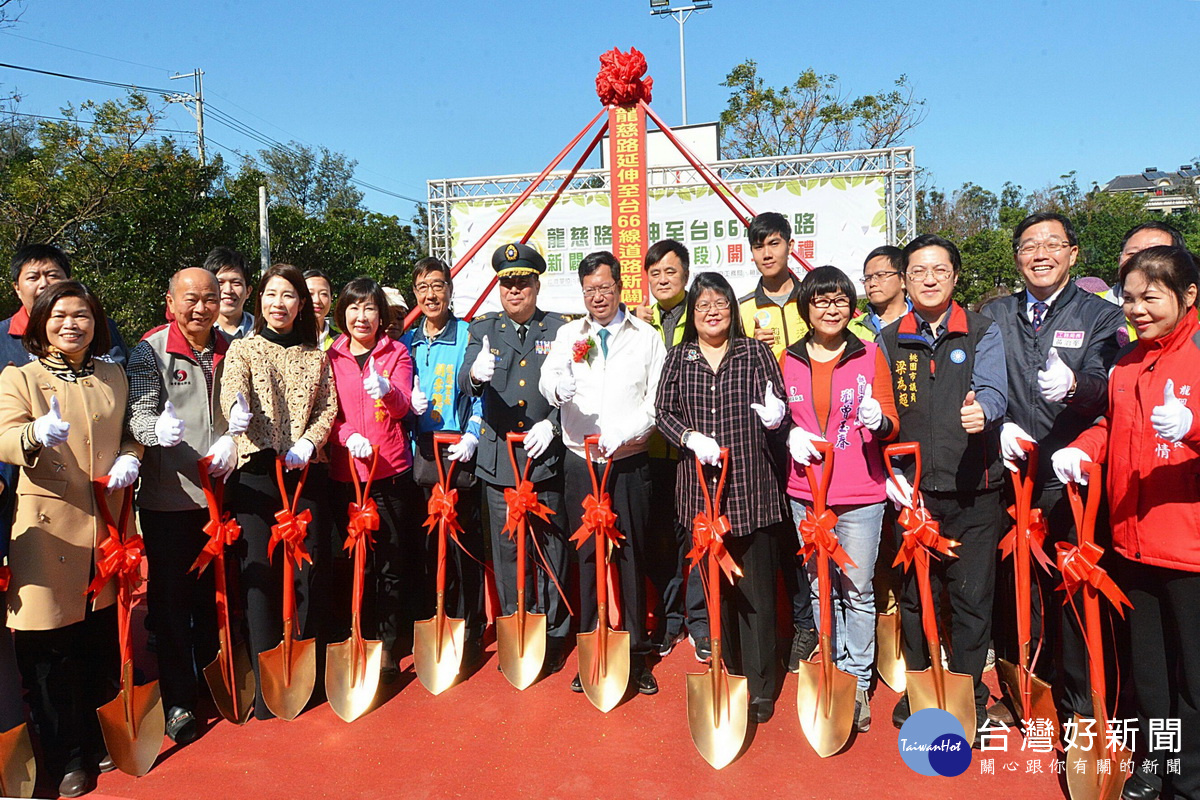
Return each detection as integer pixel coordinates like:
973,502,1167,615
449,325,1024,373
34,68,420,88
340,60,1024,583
608,105,648,305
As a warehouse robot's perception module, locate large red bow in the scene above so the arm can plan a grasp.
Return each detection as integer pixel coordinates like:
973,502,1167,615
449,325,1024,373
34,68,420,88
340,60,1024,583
87,533,145,598
502,480,554,540
0,564,11,592
191,513,242,575
798,507,857,573
571,493,624,551
345,497,380,551
1000,505,1055,573
688,511,741,582
893,505,957,571
269,508,313,568
1056,541,1132,617
595,47,653,106
424,483,463,539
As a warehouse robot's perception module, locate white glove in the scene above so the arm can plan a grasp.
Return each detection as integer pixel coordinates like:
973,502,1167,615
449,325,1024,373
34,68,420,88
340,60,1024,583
1052,447,1090,485
32,395,70,448
470,335,495,383
556,370,577,403
346,433,373,460
284,437,315,470
1038,348,1075,403
410,375,429,416
598,427,625,459
787,427,826,466
750,380,787,430
227,391,252,436
447,432,478,462
205,435,237,480
1152,379,1194,443
154,400,186,448
524,419,554,459
363,357,390,401
885,474,914,509
106,454,140,491
999,422,1036,472
686,431,722,466
856,384,884,431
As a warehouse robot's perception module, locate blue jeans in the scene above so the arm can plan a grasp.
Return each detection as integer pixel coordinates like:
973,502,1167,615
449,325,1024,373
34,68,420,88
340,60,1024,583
791,499,883,690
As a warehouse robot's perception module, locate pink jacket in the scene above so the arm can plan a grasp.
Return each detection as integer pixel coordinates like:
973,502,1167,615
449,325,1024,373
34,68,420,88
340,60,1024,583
328,333,414,482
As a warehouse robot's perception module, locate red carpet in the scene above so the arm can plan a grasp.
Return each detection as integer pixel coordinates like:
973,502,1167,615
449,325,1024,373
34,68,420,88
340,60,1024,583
90,643,1066,800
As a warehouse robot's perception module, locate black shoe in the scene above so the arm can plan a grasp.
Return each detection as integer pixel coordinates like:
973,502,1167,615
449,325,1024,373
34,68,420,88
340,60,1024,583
1122,772,1160,800
892,694,911,729
380,650,400,685
854,688,871,732
751,698,775,723
546,641,569,675
98,753,116,773
570,673,584,693
788,627,818,672
692,635,712,662
59,769,95,798
165,706,198,745
655,629,685,657
636,667,659,695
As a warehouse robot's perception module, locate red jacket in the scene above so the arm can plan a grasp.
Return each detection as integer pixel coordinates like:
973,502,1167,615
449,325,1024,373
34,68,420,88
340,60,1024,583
328,333,414,483
1070,313,1200,572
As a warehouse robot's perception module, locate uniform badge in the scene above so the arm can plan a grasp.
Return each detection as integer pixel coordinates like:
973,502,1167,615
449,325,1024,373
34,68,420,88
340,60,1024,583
536,340,551,355
950,348,966,364
1052,330,1085,349
505,244,519,262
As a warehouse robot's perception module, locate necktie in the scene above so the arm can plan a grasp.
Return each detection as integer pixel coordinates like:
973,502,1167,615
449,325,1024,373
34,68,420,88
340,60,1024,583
597,328,610,358
517,324,527,344
1032,301,1048,332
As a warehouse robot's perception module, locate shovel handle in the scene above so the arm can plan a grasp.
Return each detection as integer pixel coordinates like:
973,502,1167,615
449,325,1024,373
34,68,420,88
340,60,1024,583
695,449,730,647
1065,461,1102,550
802,440,835,517
582,434,614,496
883,442,921,497
432,432,461,488
694,448,730,519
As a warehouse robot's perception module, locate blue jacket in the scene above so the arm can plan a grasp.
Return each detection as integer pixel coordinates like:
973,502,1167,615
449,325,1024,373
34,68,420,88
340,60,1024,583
401,316,482,439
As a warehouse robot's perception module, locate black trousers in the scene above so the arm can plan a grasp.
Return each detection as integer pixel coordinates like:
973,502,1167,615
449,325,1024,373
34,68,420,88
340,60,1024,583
405,481,486,643
721,525,783,704
14,605,118,776
646,457,708,641
329,472,409,652
896,488,1003,709
483,476,571,641
564,451,652,660
1121,558,1200,799
140,507,218,714
783,501,817,632
0,625,23,731
228,453,328,720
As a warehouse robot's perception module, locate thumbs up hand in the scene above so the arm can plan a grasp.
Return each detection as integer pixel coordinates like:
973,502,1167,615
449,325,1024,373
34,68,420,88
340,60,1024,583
1037,347,1075,402
362,356,390,401
750,380,787,430
409,374,429,416
856,384,884,431
33,395,71,448
227,391,252,436
154,400,187,448
960,390,985,434
1151,379,1193,443
470,335,495,383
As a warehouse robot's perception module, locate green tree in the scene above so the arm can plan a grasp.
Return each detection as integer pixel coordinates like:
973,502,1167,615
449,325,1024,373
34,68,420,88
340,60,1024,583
258,141,365,216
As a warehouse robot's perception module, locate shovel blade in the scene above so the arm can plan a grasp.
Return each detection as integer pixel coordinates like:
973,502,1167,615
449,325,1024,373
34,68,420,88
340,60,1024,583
875,611,907,693
996,658,1059,732
258,637,317,721
496,611,547,691
325,638,384,723
96,681,165,777
0,722,36,798
795,658,857,757
686,667,749,770
203,641,255,725
576,627,630,713
413,616,465,696
907,666,977,739
1065,714,1129,800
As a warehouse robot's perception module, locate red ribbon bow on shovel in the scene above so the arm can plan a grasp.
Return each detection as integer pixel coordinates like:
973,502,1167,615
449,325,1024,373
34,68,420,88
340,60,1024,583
687,509,741,583
425,483,463,541
1055,540,1132,617
1000,505,1055,573
345,497,380,551
798,506,857,573
87,531,146,598
502,480,554,540
269,507,313,569
571,492,624,552
892,505,958,571
192,514,241,575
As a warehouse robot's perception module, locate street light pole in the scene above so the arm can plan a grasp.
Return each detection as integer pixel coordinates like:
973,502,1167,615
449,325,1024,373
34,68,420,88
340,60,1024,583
650,2,712,127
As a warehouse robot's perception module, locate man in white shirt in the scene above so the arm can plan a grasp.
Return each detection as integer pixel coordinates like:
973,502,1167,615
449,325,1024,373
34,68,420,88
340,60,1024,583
539,251,666,696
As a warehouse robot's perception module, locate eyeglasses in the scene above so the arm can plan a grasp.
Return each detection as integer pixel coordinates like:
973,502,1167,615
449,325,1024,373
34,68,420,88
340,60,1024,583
810,297,851,309
863,270,901,285
1016,240,1074,257
695,300,731,313
582,283,617,299
906,266,955,282
414,280,448,295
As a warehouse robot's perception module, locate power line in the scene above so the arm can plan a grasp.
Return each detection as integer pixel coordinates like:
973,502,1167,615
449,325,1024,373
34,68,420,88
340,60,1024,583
3,109,193,134
0,31,173,73
0,61,174,95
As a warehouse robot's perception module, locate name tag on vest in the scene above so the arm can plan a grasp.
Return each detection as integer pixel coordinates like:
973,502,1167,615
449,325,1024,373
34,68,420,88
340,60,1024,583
1052,330,1085,349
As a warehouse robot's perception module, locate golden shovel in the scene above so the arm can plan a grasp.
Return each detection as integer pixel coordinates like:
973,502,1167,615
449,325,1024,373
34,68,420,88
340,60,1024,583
414,432,467,696
996,441,1059,731
90,483,165,777
795,445,857,757
684,449,748,770
258,459,317,721
574,435,630,713
875,610,906,693
0,722,36,797
496,433,548,690
327,449,384,722
884,444,977,738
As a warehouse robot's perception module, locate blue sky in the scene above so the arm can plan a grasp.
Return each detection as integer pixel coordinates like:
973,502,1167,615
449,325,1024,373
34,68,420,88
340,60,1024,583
3,0,1198,220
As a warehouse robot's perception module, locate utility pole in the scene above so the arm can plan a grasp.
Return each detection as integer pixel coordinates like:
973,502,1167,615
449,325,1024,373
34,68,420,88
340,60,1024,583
258,186,271,276
649,2,712,126
168,68,205,166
